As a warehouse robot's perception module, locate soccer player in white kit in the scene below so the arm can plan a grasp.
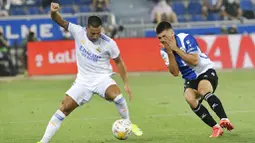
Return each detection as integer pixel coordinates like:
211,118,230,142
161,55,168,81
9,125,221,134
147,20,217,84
156,21,234,137
37,3,142,143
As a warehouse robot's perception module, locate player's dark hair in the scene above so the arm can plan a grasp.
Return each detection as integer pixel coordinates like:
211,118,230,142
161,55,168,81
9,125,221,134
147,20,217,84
87,16,102,28
156,21,172,34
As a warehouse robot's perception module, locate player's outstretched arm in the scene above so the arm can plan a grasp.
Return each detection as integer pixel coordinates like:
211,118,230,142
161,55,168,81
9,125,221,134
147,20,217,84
114,55,132,101
50,2,69,30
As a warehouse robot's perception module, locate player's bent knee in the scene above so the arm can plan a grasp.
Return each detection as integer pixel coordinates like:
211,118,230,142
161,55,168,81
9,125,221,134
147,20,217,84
105,84,121,101
59,95,79,116
184,93,197,108
198,88,211,96
198,80,213,96
185,94,195,104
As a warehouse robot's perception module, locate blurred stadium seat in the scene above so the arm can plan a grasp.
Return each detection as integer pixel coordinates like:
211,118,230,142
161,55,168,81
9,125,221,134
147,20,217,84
10,7,26,15
240,0,253,11
27,7,41,15
188,2,202,14
177,15,187,22
74,0,93,5
190,14,205,22
207,13,221,21
79,6,91,13
60,6,74,14
172,2,186,15
59,0,74,5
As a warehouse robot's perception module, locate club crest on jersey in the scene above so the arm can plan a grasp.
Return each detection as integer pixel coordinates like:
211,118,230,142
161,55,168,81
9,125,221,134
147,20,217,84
96,47,101,53
80,40,86,45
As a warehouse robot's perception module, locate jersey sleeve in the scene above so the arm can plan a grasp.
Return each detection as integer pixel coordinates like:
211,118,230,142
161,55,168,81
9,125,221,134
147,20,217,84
183,34,199,54
67,22,83,39
109,40,120,59
160,49,169,66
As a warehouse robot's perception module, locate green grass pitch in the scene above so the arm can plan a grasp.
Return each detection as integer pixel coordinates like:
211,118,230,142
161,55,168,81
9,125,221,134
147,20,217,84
0,70,254,143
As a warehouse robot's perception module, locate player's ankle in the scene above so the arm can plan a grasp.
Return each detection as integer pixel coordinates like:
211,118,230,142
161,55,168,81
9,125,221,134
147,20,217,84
220,118,229,121
213,124,221,128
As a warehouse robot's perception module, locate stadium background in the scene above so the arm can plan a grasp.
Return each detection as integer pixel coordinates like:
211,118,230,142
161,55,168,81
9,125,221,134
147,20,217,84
0,0,255,143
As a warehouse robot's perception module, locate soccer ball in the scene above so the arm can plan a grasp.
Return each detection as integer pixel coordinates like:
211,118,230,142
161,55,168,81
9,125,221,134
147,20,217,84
112,119,132,140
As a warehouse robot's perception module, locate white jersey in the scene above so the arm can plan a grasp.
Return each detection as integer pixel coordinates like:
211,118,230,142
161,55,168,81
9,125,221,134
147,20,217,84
160,33,214,80
68,22,120,84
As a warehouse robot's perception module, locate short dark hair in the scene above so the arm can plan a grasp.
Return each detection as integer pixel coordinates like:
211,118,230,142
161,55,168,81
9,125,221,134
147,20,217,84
87,16,102,28
156,21,172,34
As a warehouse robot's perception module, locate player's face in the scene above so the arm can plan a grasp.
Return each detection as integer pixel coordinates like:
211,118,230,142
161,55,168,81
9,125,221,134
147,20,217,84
157,29,174,45
86,26,102,42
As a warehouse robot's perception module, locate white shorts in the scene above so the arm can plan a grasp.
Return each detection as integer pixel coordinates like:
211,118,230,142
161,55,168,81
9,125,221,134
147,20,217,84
65,76,117,106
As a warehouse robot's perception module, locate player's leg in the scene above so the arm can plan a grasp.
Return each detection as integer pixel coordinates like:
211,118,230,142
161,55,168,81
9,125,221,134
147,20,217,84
105,84,130,119
184,88,223,137
197,69,234,131
185,88,218,127
39,82,92,143
39,95,78,143
104,84,142,136
95,76,142,136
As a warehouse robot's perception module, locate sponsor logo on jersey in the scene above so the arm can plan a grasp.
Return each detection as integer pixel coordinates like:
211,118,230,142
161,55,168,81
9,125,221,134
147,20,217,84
79,45,102,62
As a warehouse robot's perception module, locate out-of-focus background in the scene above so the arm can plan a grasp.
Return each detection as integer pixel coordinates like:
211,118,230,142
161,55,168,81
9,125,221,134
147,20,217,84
0,0,255,143
0,0,254,75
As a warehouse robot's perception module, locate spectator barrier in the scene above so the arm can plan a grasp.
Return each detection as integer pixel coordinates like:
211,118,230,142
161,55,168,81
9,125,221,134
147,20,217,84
27,34,255,76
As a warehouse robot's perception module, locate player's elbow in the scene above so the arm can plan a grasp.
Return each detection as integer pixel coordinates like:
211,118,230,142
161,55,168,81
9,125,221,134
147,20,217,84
171,72,179,77
169,70,179,77
190,59,199,66
168,66,179,77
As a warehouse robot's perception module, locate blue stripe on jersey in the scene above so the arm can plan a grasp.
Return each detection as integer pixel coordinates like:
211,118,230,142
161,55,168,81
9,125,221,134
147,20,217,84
183,35,199,54
100,34,110,42
175,35,182,47
162,36,197,80
174,54,197,80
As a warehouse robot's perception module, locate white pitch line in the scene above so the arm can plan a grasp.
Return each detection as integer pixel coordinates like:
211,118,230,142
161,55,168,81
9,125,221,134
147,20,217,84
1,109,255,125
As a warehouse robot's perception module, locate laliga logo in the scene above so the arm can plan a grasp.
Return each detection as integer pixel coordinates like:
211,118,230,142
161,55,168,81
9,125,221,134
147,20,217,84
48,49,76,64
35,54,43,67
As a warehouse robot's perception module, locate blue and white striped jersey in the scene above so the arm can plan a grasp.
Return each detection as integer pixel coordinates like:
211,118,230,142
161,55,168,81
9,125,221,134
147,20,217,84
160,33,214,80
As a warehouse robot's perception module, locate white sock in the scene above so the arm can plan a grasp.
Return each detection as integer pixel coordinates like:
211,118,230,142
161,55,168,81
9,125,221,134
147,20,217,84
213,124,221,128
40,110,66,143
221,118,229,121
114,94,130,120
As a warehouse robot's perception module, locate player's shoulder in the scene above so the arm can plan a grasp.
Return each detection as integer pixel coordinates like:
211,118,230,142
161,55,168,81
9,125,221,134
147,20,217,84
100,33,113,43
176,33,190,40
69,22,84,31
100,34,118,49
177,33,196,44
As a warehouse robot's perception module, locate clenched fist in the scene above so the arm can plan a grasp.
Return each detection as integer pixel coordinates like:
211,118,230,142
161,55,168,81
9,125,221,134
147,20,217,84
51,2,60,12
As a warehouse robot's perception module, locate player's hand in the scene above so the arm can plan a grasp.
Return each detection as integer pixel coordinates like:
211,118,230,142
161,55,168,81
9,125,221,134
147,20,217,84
161,39,172,54
124,84,132,102
164,35,178,51
51,2,60,13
